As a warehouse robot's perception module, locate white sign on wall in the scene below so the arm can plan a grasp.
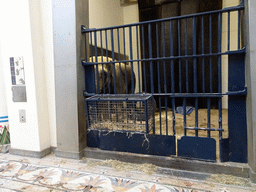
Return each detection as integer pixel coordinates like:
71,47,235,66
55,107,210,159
10,57,25,85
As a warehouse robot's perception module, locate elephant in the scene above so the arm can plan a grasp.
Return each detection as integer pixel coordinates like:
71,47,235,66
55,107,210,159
90,56,135,94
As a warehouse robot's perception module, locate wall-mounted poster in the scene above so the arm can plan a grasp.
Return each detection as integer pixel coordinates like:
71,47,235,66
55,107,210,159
10,57,25,85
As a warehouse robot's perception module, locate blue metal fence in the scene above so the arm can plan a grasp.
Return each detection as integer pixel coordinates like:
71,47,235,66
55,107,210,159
82,2,246,162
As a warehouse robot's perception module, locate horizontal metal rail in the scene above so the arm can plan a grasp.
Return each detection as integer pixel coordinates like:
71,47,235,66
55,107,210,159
82,48,246,66
185,127,224,132
82,4,244,33
84,88,247,97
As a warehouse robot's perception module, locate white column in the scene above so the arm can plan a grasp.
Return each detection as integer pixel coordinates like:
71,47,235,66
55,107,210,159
0,0,53,153
0,46,8,119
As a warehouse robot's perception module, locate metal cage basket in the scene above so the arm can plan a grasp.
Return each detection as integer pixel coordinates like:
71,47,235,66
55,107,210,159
85,94,155,133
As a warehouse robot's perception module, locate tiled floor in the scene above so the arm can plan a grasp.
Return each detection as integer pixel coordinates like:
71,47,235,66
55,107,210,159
0,153,254,192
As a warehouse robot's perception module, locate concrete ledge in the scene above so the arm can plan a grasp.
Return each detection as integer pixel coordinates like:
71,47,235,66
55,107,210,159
0,144,10,153
249,168,256,183
83,147,250,178
9,147,51,158
54,149,82,160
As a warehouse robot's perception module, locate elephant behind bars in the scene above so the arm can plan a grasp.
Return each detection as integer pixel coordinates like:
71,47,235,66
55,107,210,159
90,56,135,94
89,56,137,123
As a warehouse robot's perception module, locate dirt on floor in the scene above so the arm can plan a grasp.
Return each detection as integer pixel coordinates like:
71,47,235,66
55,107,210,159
207,173,252,187
86,159,158,175
153,108,228,139
152,108,228,160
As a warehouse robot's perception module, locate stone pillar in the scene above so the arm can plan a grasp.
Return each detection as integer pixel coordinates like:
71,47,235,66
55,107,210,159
245,0,256,183
52,0,88,159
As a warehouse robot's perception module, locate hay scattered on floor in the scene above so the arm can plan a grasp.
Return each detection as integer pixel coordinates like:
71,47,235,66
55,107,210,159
86,159,158,175
90,120,147,132
207,174,251,187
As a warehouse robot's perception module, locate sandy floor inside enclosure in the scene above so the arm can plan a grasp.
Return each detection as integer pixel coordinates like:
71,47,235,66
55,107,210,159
152,108,228,138
152,108,228,160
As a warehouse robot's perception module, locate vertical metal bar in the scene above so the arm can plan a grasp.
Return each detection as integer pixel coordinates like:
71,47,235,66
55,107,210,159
170,20,176,136
105,30,111,94
218,13,223,140
193,17,198,136
136,25,141,93
208,14,213,137
111,29,117,94
89,31,93,59
85,32,88,62
100,30,103,57
100,30,105,93
148,23,154,94
162,22,168,135
165,97,168,135
142,25,147,93
156,23,160,94
116,28,123,122
162,22,167,94
94,31,100,94
185,19,189,93
201,16,205,93
183,98,187,135
228,11,230,51
145,101,149,133
202,14,207,137
94,31,98,62
178,19,182,93
209,15,213,94
207,98,211,137
117,28,123,94
159,98,162,135
156,22,162,135
193,17,197,93
129,26,135,94
100,30,106,94
184,18,188,136
123,28,128,94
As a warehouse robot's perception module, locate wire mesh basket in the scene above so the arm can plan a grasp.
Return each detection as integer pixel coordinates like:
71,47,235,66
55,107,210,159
85,94,155,133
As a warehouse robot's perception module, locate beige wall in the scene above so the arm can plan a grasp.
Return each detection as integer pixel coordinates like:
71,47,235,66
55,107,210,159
89,0,124,29
89,0,124,54
123,4,141,93
89,0,141,93
222,0,240,108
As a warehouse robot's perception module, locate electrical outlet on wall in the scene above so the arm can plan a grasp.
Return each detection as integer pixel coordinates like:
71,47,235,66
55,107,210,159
19,109,26,123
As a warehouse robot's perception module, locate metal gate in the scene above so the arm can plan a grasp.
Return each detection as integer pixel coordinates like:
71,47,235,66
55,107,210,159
81,2,247,163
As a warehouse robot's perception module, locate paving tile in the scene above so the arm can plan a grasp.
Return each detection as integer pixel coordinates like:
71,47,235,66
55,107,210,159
0,160,202,191
0,153,254,192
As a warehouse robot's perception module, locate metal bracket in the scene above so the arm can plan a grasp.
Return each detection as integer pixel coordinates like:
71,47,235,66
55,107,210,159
82,60,95,66
225,47,246,55
83,91,95,97
226,87,247,96
240,0,244,6
81,25,87,33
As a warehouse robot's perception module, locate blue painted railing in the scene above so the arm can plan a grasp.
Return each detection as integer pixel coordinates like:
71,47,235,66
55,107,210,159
82,2,246,162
